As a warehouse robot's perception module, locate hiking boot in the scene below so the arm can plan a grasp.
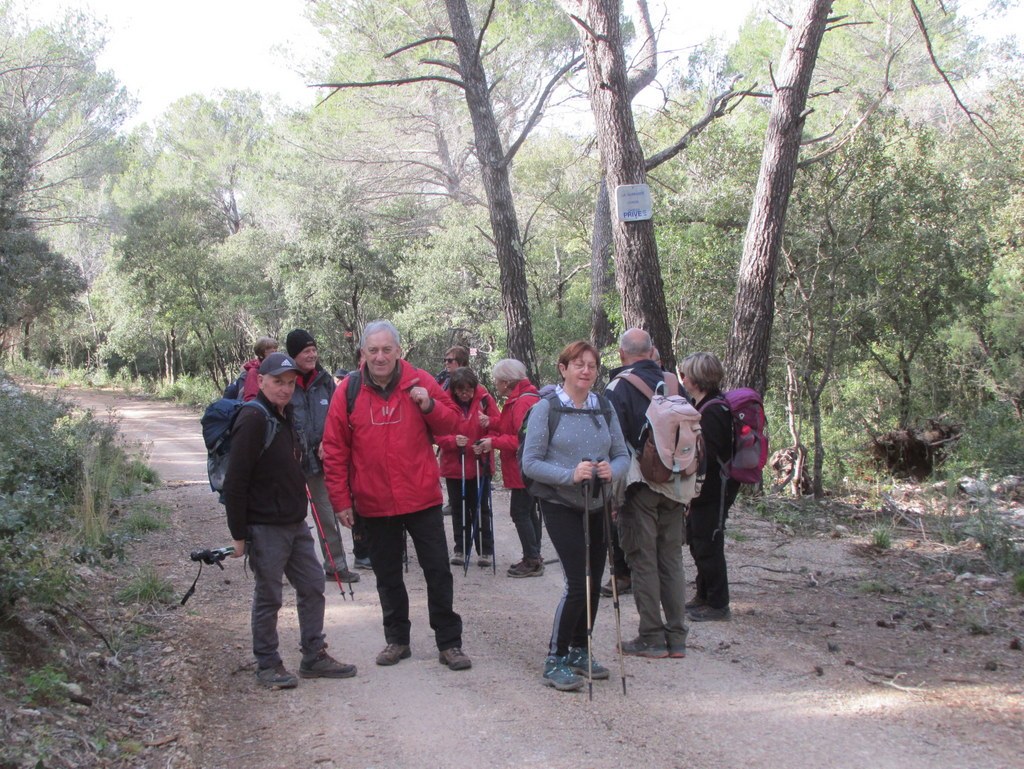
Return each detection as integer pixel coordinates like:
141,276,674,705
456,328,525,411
542,655,585,692
438,647,472,671
618,637,669,659
507,558,544,578
376,643,411,666
353,556,373,570
299,648,357,679
325,568,360,583
687,605,731,622
477,555,492,568
685,596,708,610
450,550,464,566
256,662,298,689
600,576,631,597
668,643,687,659
564,646,610,680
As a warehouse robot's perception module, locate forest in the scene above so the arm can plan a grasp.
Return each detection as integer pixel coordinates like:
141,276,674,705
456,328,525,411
2,0,1023,495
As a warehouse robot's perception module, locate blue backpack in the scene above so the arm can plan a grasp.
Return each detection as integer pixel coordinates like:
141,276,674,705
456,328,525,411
200,398,278,503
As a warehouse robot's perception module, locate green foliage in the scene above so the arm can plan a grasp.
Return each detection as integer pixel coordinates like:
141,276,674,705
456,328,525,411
943,402,1024,477
1014,572,1024,595
870,527,892,550
0,375,154,610
22,664,68,707
116,565,174,606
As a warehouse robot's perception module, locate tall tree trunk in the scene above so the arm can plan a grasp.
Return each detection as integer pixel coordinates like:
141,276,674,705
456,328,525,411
445,0,538,380
589,178,615,348
562,0,674,370
724,0,833,393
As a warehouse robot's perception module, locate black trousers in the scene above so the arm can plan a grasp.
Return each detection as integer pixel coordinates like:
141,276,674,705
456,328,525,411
541,500,607,657
686,505,729,609
363,506,463,651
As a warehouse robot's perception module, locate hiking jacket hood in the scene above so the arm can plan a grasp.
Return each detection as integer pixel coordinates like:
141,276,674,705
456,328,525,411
435,384,500,480
240,358,262,402
289,363,335,476
488,379,540,489
222,393,307,541
321,359,461,517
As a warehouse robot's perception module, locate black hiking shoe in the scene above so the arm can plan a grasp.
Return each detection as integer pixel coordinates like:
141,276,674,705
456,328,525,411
438,647,472,671
507,558,544,578
687,605,731,622
256,662,298,689
618,637,669,659
376,643,411,666
325,568,360,583
600,576,631,597
299,648,357,679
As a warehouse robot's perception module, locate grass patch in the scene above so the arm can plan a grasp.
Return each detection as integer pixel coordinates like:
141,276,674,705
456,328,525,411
870,526,892,550
116,565,174,605
23,664,68,706
116,504,169,535
857,579,902,595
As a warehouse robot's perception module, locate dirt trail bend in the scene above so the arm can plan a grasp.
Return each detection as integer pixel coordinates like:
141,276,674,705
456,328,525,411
65,388,1022,769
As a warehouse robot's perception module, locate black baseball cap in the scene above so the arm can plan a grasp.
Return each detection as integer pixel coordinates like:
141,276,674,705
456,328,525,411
259,352,298,376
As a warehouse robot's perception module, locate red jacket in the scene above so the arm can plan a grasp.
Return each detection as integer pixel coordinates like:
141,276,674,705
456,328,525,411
322,359,460,517
435,384,500,480
240,358,261,402
489,379,540,489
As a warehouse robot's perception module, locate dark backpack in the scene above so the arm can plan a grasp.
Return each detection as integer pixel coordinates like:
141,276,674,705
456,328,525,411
699,388,768,484
517,391,614,497
201,398,278,503
222,370,247,400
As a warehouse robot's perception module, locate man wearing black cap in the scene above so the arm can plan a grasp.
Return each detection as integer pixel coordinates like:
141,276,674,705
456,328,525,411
223,352,356,688
286,329,358,583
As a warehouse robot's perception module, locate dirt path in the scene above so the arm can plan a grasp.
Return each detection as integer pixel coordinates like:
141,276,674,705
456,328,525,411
66,388,1023,769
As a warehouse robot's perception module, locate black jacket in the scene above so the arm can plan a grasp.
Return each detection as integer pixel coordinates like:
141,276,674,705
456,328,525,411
223,392,307,541
605,358,682,453
692,390,740,516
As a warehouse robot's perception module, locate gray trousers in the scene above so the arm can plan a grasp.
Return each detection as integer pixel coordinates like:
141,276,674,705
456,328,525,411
617,483,688,648
306,472,348,572
249,522,326,668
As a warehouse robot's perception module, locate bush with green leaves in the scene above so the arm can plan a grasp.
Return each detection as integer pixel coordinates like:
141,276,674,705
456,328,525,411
0,374,154,611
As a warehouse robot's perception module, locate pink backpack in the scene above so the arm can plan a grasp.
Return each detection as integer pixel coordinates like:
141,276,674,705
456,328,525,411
701,388,768,484
617,372,704,488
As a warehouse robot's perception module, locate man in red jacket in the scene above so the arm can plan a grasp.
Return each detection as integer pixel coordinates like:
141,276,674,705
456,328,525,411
322,320,472,671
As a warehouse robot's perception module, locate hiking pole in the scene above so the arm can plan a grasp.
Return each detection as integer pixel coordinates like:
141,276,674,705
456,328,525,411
581,458,594,701
474,456,484,568
306,485,352,600
461,449,470,577
600,478,627,696
484,458,496,575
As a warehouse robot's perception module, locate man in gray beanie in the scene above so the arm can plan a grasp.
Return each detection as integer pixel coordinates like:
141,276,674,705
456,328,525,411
286,328,358,584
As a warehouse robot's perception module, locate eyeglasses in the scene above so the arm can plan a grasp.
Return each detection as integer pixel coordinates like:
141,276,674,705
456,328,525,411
444,358,457,363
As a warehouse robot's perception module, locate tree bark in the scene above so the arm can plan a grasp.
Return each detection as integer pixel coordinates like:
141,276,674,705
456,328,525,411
724,0,834,393
562,0,674,370
444,0,538,380
589,178,615,348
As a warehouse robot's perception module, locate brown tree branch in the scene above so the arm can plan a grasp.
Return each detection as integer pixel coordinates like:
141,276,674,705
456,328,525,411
908,0,995,146
504,54,584,164
646,78,759,170
312,75,466,106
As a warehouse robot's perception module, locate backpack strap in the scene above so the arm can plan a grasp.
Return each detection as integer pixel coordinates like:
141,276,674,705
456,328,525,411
345,370,363,425
546,391,614,437
242,400,279,452
616,370,680,400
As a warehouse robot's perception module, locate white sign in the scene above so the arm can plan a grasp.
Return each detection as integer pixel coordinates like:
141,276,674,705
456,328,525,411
615,183,653,222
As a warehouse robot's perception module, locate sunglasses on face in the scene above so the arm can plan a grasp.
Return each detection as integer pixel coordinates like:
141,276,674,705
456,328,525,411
444,358,457,363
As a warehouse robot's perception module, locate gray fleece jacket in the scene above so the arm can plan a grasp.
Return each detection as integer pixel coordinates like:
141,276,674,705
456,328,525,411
520,389,630,511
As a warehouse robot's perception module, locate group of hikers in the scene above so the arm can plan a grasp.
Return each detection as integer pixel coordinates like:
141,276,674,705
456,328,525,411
220,320,739,693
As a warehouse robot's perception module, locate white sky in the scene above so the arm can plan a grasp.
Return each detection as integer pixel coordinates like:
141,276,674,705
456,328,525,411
21,0,762,129
18,0,1024,130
